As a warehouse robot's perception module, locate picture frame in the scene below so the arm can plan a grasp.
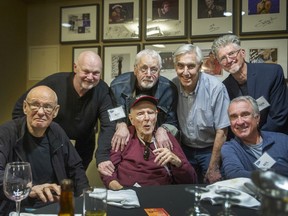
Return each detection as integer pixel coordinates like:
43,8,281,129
241,38,288,78
191,1,234,38
102,0,141,42
145,0,187,40
103,44,140,85
240,0,287,35
143,42,187,80
72,46,101,70
60,4,99,43
193,41,229,81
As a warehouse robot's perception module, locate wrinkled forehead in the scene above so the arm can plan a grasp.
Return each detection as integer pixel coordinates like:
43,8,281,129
130,101,157,112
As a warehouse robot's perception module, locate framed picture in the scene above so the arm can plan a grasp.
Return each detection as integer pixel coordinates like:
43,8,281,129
103,44,140,85
60,4,99,43
240,0,287,35
241,38,288,78
102,0,141,41
191,1,234,37
72,46,101,70
144,42,186,80
193,42,229,81
145,0,187,40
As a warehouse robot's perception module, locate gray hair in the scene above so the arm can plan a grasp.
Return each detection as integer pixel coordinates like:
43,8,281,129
173,44,203,64
211,34,241,57
229,96,260,117
134,49,162,68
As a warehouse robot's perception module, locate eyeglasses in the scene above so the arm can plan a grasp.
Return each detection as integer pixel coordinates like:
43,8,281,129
143,143,151,161
176,63,198,72
229,112,255,123
25,100,56,114
137,65,159,74
218,49,241,65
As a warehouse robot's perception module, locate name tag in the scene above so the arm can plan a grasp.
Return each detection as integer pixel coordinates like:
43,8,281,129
107,106,126,121
254,152,276,170
256,96,270,111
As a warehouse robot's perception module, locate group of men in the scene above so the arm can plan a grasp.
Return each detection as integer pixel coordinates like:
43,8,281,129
1,34,288,214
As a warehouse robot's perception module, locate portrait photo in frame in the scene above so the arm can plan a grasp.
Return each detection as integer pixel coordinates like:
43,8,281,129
103,45,140,85
193,41,228,81
144,42,186,80
241,38,288,78
240,0,287,35
145,0,187,40
72,46,100,70
102,0,141,41
60,4,99,43
191,1,234,37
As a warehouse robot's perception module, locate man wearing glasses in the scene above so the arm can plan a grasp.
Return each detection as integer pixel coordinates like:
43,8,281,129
212,34,288,135
100,95,196,190
172,44,230,184
107,49,178,176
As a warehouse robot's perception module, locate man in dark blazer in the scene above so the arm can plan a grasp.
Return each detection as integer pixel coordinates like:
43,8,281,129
211,34,288,135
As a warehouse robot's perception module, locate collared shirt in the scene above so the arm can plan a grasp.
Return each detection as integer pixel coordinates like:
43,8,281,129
173,72,230,148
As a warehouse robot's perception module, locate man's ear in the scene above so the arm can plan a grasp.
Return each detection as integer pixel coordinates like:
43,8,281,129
23,101,28,115
52,105,60,119
128,113,134,126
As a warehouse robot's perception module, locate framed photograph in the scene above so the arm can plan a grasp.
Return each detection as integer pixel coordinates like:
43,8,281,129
191,1,234,37
60,4,99,43
144,42,186,80
102,0,141,41
193,42,229,81
103,45,140,85
240,0,287,35
241,38,288,78
72,46,101,70
145,0,187,40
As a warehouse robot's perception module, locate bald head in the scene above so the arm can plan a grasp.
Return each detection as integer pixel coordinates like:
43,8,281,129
26,85,58,105
76,51,102,70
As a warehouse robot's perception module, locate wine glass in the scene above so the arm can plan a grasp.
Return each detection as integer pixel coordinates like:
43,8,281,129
185,186,210,216
214,188,240,216
3,162,32,216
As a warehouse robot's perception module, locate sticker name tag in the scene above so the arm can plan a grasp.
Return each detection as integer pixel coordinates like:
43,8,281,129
256,96,270,111
254,152,276,170
107,106,126,121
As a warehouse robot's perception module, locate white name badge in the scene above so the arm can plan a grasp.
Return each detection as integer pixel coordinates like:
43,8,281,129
107,106,126,121
256,96,270,111
254,152,276,171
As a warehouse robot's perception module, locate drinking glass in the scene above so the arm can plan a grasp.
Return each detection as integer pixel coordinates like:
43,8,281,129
185,186,210,216
3,162,32,216
214,188,240,216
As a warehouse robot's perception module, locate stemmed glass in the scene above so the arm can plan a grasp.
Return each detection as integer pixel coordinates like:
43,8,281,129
214,188,240,216
185,186,210,216
3,162,32,216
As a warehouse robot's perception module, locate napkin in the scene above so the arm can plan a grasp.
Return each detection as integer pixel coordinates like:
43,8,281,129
107,189,140,209
200,178,260,209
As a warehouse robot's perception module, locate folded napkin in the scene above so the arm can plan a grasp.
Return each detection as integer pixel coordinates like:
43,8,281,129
200,178,260,209
107,189,140,209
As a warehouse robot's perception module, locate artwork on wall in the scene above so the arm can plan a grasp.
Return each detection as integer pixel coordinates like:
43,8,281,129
103,44,140,85
60,4,99,43
145,0,187,40
143,42,186,80
240,0,287,35
102,0,141,41
72,46,100,70
191,1,234,37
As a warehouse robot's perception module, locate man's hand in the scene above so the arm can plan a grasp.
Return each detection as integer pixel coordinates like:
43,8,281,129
111,122,130,152
155,127,173,150
29,183,61,203
98,160,115,176
204,167,222,184
153,148,181,167
108,180,123,190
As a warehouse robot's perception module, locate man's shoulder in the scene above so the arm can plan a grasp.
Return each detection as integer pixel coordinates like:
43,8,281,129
158,76,177,89
110,72,134,86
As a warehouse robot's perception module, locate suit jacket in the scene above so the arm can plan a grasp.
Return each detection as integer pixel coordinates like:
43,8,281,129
223,63,288,134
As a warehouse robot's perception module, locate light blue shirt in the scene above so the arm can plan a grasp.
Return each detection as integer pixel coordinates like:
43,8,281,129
173,72,230,148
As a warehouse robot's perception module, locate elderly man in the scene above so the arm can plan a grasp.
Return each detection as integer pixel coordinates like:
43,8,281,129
222,96,288,179
12,51,115,172
108,49,178,176
101,95,197,190
211,34,288,135
172,44,230,183
0,86,89,215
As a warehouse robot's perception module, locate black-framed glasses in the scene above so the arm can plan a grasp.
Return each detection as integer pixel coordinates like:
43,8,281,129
218,49,241,65
25,100,56,114
143,144,150,161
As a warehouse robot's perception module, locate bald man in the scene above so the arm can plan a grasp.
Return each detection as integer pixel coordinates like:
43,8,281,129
12,51,115,172
0,86,89,214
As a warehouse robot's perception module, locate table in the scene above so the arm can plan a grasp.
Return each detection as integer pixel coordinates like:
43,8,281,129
31,184,259,216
